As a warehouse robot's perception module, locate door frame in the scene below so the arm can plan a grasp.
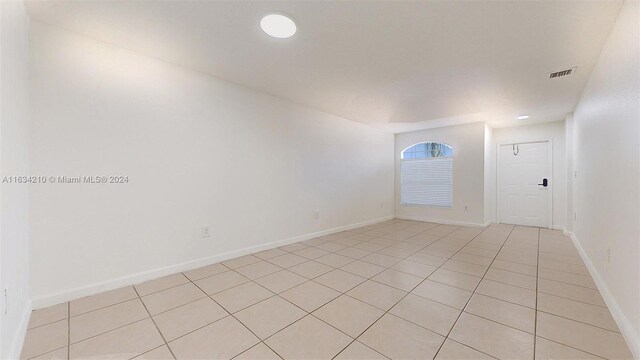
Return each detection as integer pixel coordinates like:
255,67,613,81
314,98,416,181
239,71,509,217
496,139,553,229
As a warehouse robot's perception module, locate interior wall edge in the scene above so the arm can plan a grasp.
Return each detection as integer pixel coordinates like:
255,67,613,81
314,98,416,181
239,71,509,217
31,215,394,309
567,231,640,360
6,299,31,360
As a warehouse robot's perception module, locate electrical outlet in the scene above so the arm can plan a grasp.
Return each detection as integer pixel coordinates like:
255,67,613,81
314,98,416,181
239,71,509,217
314,211,320,220
380,203,384,208
607,248,611,263
3,288,7,315
574,170,578,179
201,226,211,238
574,213,577,221
464,205,469,212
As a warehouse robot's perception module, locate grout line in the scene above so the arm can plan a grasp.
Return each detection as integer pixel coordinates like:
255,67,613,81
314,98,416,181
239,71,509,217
431,227,517,358
67,301,70,360
131,286,177,360
332,225,467,359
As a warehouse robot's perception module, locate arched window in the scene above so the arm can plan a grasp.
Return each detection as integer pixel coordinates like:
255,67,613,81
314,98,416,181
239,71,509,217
400,142,453,208
401,142,453,159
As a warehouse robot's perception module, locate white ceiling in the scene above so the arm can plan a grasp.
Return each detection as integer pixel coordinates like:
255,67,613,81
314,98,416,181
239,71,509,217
26,1,623,133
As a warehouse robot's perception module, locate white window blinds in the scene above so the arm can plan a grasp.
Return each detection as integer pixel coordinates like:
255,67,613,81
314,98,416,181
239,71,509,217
400,157,453,207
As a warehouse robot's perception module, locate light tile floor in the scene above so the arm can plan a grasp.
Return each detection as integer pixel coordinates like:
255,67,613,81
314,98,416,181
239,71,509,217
21,220,634,359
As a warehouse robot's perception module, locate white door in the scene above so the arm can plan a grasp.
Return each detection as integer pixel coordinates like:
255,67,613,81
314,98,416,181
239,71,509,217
498,141,551,228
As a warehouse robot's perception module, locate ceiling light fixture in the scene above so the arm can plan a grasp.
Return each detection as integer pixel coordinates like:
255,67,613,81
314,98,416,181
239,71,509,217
517,115,530,120
260,13,296,39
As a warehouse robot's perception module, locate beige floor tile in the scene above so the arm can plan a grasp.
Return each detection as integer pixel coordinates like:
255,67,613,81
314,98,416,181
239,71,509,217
538,268,597,289
194,270,249,295
538,259,589,276
212,281,274,313
135,273,190,296
265,316,352,359
538,279,606,307
391,260,437,277
254,248,288,260
168,316,259,359
132,345,174,359
378,246,414,259
341,260,386,278
235,296,306,339
183,263,228,281
460,246,499,259
313,295,384,337
21,320,68,359
353,242,387,252
428,269,481,291
361,253,401,267
280,280,340,312
464,294,535,333
255,270,308,294
536,312,632,359
293,246,330,259
234,343,281,360
372,269,423,291
334,341,387,360
153,297,227,340
390,294,460,336
315,241,348,252
347,280,406,311
475,279,536,308
315,269,366,292
222,255,261,269
279,243,309,252
534,337,603,360
316,253,354,268
451,252,493,266
484,268,537,290
28,347,68,360
490,259,537,276
141,283,206,315
449,313,534,360
288,261,333,279
70,286,138,316
441,259,488,277
359,314,444,360
435,339,495,360
412,279,473,310
268,253,308,268
406,252,448,267
537,292,618,332
235,261,282,280
70,298,148,343
336,247,372,259
28,303,68,329
69,319,163,360
418,247,457,259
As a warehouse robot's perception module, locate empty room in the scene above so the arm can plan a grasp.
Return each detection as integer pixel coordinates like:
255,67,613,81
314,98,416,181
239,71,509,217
1,0,639,359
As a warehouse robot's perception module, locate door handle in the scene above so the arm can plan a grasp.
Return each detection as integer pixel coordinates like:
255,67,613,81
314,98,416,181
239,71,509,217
538,178,548,187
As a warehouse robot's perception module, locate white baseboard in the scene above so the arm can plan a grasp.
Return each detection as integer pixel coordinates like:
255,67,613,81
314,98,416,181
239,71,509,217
552,225,567,232
31,215,394,309
6,299,31,360
568,231,639,360
396,215,489,228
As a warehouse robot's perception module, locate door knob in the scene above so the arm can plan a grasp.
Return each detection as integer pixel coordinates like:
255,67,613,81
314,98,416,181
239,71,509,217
538,178,548,187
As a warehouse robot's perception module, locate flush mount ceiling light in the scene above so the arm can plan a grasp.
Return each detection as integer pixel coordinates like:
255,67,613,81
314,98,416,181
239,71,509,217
517,115,530,120
260,13,297,38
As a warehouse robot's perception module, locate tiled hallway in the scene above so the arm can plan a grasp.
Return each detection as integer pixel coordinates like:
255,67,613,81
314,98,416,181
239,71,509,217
21,220,633,359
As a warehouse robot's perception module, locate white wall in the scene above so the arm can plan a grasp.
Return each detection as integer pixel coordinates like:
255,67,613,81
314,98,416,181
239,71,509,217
569,0,640,356
29,22,394,306
395,122,486,226
491,121,567,229
484,124,494,224
0,1,31,358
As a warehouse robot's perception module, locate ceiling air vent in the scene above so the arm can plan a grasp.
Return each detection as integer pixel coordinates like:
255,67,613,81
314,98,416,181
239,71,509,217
549,67,577,79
